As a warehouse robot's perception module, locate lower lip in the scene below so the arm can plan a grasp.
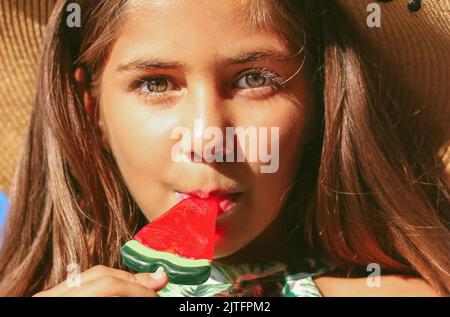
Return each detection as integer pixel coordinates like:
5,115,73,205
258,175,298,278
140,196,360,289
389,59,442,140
174,192,241,216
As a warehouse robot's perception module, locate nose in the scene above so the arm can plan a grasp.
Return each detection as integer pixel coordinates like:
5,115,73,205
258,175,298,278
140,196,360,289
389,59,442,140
176,81,231,163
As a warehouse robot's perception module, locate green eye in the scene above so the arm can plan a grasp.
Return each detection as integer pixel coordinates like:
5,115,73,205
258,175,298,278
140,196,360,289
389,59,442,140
235,70,278,90
244,73,267,88
144,78,168,93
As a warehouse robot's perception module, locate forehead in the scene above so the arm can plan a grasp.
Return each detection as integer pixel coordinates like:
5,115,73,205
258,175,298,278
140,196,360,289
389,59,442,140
109,0,291,66
124,0,264,32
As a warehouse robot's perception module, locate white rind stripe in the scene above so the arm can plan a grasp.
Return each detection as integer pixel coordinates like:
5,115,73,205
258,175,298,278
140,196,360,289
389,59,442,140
124,240,211,268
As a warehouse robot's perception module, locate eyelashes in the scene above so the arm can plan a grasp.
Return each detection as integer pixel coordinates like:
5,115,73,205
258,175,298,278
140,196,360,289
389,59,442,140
128,67,287,104
233,68,286,89
232,68,286,97
129,75,182,105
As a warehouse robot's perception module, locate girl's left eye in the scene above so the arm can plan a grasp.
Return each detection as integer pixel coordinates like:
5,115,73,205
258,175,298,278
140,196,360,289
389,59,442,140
233,68,284,91
235,72,274,89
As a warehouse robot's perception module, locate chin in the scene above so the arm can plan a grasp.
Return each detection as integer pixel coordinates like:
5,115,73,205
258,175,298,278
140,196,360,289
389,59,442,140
213,243,236,260
213,232,255,261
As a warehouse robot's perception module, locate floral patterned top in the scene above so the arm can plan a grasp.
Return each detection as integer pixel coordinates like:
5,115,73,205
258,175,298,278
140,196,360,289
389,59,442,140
157,260,327,297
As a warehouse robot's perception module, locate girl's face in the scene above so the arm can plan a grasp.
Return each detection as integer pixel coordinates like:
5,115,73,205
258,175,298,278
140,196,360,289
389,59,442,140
98,0,313,259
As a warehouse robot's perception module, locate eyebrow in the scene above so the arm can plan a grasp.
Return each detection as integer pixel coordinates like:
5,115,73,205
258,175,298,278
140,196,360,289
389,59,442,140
116,49,295,73
226,49,292,64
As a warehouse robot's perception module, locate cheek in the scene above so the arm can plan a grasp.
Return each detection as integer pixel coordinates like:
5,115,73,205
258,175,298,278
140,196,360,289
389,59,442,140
232,68,313,178
251,108,306,206
100,92,173,174
215,102,309,256
242,88,311,214
98,90,182,217
234,92,310,180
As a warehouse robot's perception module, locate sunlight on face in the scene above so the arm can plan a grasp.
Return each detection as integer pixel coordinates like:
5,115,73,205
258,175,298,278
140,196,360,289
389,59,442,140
98,0,313,258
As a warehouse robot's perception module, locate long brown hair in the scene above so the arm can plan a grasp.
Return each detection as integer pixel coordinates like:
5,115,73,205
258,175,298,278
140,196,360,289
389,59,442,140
0,0,448,296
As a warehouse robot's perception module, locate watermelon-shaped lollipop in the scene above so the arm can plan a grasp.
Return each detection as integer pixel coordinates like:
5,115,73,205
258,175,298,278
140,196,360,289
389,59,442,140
120,197,219,285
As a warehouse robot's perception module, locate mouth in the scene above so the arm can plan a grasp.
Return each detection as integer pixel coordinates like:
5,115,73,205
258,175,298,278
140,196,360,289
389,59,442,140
174,190,242,216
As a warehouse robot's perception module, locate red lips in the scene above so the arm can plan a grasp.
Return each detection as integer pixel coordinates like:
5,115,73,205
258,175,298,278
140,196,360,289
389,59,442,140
178,191,241,216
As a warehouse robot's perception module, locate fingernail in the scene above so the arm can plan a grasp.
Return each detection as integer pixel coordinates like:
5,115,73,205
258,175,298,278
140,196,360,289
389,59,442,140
150,267,166,280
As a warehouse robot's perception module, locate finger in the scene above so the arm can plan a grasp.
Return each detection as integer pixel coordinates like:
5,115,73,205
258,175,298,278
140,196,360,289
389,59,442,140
61,276,158,297
135,267,168,291
32,290,53,297
81,265,137,284
43,265,138,296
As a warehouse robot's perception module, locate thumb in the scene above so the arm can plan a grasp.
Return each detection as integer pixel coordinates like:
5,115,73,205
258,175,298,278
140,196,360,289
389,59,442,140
134,267,168,291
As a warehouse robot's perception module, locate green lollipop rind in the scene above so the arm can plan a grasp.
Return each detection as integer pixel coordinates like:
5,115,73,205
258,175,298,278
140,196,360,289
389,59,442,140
121,240,211,285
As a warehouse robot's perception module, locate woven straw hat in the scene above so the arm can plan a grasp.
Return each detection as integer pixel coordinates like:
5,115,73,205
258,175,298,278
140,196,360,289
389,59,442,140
0,0,449,193
0,0,57,193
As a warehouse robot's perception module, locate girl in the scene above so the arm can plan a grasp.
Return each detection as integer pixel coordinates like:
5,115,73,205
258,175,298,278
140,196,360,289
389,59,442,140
0,0,448,296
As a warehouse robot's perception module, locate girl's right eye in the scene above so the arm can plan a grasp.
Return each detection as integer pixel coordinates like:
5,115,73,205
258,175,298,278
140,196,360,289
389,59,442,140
130,76,182,105
138,77,174,94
